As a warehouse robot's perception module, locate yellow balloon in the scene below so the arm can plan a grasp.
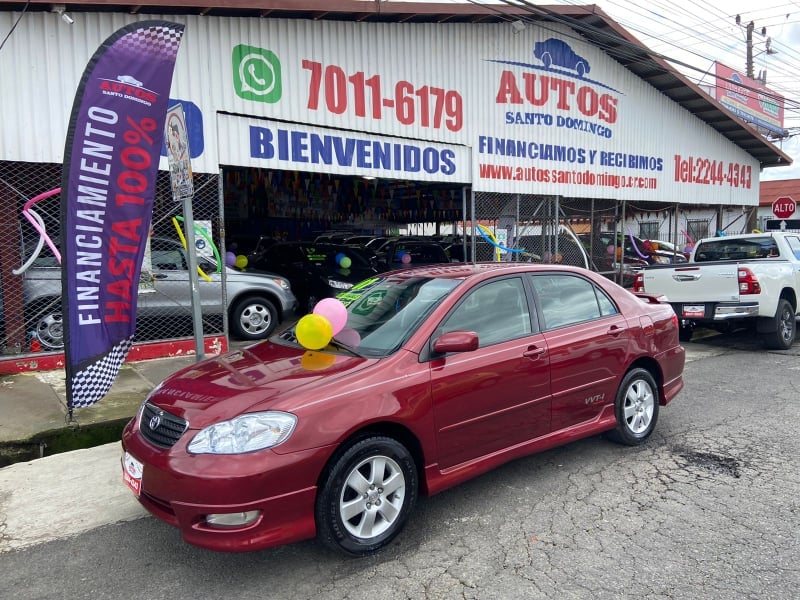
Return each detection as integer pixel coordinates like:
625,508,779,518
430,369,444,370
295,314,333,350
300,351,336,371
234,255,248,269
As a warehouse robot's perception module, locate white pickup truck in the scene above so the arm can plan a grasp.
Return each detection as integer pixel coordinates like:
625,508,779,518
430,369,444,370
633,232,800,349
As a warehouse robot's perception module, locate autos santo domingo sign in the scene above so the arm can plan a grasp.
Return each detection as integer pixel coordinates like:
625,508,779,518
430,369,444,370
772,196,796,220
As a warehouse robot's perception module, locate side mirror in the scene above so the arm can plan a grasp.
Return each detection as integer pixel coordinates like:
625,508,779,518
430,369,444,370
433,330,479,354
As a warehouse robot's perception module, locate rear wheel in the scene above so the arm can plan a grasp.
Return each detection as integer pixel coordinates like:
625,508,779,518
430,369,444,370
316,436,418,556
229,295,277,341
606,368,659,446
762,298,796,350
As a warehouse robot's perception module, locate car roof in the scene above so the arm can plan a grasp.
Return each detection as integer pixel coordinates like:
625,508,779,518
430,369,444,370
378,262,593,281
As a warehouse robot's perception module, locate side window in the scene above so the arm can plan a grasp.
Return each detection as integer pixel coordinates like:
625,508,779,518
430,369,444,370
531,274,616,329
151,249,185,271
784,236,800,260
439,277,532,347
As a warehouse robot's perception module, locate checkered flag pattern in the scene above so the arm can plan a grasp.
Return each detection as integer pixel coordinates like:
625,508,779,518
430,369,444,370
118,22,184,61
70,337,135,409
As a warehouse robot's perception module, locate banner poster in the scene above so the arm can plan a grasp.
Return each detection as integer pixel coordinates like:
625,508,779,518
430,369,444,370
60,21,185,411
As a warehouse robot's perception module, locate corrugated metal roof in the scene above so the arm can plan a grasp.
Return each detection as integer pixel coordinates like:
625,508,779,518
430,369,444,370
0,0,792,169
759,179,799,206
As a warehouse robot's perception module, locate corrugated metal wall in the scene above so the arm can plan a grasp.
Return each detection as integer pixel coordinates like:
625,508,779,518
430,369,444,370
0,11,760,203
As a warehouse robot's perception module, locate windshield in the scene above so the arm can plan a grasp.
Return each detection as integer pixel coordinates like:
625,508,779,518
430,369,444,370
284,276,461,358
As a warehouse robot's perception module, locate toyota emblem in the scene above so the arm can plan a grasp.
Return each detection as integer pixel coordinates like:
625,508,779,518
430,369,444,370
149,412,163,430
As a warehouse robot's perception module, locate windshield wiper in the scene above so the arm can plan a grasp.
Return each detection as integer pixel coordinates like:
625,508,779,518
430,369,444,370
327,338,366,357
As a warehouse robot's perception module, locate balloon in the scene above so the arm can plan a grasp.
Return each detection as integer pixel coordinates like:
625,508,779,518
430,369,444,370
401,252,411,264
295,314,333,350
300,351,336,371
606,244,615,255
339,256,352,269
335,327,361,348
335,252,346,264
234,255,248,269
225,251,236,267
313,298,348,335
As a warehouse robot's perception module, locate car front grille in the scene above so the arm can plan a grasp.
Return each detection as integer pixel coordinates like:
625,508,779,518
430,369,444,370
140,402,188,449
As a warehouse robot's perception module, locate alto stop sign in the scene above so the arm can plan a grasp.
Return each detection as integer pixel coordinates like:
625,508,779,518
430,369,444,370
772,197,796,220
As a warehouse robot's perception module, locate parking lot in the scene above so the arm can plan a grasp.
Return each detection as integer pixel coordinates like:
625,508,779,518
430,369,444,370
1,330,798,599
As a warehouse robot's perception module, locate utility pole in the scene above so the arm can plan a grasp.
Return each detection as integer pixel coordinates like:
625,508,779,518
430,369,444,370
735,15,772,82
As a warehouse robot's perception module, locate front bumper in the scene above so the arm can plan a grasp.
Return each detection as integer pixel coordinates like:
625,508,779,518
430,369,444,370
120,419,334,553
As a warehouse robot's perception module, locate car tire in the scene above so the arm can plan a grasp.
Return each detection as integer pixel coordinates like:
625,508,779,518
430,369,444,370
605,367,659,446
316,436,418,557
229,295,277,341
762,298,796,350
34,310,64,350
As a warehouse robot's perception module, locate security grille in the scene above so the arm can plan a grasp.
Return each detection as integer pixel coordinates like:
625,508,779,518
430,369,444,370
0,160,223,358
469,192,592,269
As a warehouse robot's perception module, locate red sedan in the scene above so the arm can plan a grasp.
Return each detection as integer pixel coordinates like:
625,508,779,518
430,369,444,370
121,263,684,555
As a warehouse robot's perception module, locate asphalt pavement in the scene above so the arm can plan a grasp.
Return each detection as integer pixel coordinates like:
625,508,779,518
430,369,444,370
0,336,737,554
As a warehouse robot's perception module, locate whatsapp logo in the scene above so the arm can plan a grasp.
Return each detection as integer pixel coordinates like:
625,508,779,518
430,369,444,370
232,45,282,103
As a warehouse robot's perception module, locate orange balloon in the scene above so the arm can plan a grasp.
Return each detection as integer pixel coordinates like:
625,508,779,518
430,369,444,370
301,351,336,371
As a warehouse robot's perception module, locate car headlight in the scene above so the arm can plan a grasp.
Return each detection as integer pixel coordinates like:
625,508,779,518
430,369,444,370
271,278,290,290
187,411,297,454
327,279,353,290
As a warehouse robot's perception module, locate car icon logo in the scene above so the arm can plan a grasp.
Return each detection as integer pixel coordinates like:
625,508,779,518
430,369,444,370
117,74,143,87
533,38,591,77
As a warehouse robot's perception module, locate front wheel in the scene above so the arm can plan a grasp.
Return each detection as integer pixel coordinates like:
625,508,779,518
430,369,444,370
762,298,796,350
229,295,277,341
316,436,418,556
605,368,659,446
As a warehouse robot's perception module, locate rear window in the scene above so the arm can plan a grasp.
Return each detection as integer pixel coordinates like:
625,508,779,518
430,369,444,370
694,237,780,262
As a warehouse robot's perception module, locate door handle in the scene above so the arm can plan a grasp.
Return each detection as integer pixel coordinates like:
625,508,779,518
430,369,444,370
152,273,168,280
606,325,623,337
523,345,546,359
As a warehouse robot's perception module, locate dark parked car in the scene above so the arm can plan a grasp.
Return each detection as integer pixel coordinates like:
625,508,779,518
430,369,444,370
121,263,685,555
374,238,450,270
533,38,591,77
250,241,379,314
579,233,686,288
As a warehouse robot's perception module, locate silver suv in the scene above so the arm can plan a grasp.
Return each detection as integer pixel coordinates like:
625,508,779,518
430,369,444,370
22,237,298,350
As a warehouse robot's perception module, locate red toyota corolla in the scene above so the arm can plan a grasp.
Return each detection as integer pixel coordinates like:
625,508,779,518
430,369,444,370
121,263,684,555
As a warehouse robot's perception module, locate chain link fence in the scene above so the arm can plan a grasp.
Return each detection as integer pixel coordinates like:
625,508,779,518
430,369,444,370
0,160,223,358
468,192,592,268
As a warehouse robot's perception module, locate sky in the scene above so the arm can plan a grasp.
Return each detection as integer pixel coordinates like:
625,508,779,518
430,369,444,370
455,0,800,181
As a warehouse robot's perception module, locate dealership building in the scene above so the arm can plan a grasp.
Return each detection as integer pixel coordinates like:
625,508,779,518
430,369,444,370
0,1,792,364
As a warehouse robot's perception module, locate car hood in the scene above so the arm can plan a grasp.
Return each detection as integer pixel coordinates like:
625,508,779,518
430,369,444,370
147,340,376,429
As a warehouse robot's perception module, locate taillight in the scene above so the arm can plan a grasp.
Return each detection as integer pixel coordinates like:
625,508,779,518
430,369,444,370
633,272,645,293
738,267,761,295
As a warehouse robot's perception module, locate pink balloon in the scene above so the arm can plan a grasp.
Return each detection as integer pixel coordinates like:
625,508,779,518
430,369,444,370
401,252,412,264
313,297,348,335
335,327,361,348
